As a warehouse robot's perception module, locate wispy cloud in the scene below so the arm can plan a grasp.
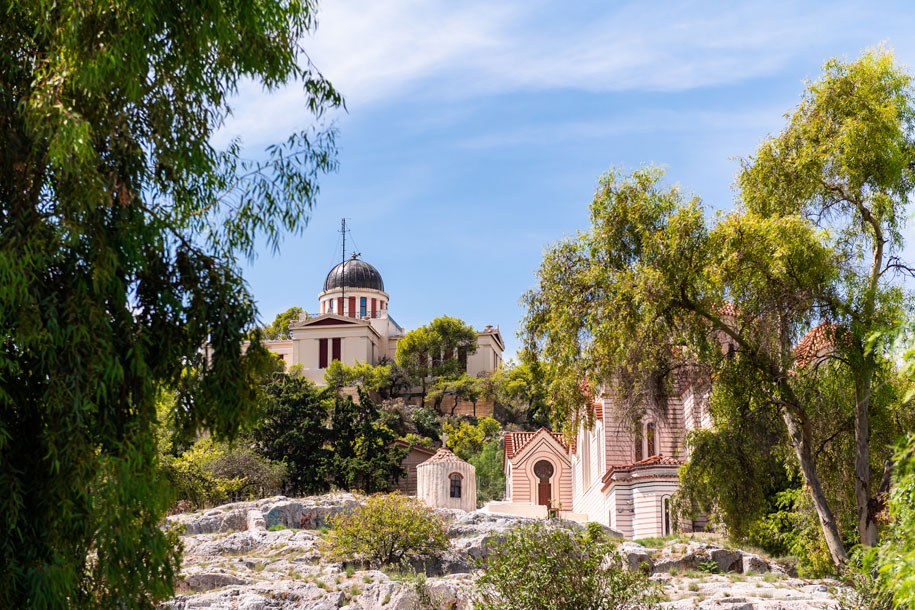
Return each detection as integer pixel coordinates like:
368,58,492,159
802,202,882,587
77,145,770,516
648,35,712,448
214,0,889,147
305,0,864,104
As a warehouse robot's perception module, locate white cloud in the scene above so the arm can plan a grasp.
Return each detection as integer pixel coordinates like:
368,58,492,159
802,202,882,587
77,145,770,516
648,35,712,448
214,0,906,147
304,0,864,104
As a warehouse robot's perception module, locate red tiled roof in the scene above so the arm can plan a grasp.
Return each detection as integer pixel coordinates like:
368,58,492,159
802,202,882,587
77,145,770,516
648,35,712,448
424,447,467,464
793,322,848,368
504,428,571,460
393,439,437,456
600,455,683,491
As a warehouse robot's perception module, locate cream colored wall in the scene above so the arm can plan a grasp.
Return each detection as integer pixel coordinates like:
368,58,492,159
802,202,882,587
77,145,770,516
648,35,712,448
318,287,389,317
417,460,476,512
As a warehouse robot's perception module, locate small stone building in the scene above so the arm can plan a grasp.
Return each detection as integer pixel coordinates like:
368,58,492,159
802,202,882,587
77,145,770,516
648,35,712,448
393,440,437,496
417,448,476,512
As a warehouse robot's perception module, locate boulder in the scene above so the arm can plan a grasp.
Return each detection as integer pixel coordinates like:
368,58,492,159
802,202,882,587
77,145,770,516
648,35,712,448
618,541,654,573
709,548,743,573
740,552,769,574
246,508,266,531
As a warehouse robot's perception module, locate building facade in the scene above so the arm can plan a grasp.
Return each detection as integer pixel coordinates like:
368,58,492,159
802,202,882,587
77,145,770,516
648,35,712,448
498,322,834,538
256,255,505,387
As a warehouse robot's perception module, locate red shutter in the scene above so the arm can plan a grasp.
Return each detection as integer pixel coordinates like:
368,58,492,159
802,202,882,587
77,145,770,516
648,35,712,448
337,297,343,316
319,338,328,369
348,297,356,318
371,298,377,316
332,337,341,362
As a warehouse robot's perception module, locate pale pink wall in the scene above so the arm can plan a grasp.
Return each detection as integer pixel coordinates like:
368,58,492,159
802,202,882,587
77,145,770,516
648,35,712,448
510,436,572,509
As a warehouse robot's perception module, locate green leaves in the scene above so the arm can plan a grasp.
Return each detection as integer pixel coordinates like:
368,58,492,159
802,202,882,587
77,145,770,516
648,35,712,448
321,494,450,568
473,521,660,610
1,0,342,606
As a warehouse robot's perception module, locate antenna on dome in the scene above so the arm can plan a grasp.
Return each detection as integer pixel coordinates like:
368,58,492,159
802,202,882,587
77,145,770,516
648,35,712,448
340,218,346,314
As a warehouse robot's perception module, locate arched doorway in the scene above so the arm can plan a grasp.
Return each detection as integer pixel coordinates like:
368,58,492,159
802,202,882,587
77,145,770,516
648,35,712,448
533,460,554,506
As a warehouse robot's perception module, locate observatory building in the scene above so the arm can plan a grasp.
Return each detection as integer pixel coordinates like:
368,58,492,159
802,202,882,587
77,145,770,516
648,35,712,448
258,254,505,387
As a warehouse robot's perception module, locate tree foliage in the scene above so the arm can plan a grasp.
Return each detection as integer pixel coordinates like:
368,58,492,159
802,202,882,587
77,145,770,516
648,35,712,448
395,316,478,407
522,50,914,570
261,306,304,340
473,521,659,610
322,494,450,568
252,375,333,495
330,390,408,493
0,0,341,606
443,417,501,462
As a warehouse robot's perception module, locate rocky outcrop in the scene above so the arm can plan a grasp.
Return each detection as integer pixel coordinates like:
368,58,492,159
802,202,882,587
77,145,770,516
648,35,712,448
163,495,844,610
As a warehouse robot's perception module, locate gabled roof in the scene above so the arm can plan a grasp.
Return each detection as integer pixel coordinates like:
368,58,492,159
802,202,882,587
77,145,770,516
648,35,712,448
292,313,361,327
420,447,467,465
503,428,573,470
504,428,570,460
600,455,683,492
793,322,848,368
393,439,437,456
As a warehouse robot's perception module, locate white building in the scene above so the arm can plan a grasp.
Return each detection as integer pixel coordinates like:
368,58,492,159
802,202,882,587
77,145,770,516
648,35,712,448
258,254,505,386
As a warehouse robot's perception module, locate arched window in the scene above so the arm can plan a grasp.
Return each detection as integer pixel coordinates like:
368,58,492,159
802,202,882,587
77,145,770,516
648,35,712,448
662,496,672,535
449,473,463,498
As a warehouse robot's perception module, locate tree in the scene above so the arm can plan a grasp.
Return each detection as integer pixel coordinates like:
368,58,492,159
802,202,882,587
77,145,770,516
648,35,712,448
252,375,333,495
330,390,408,493
443,417,501,461
395,316,478,407
473,521,659,610
322,494,450,568
469,439,506,506
738,49,914,549
0,1,340,607
262,306,304,340
522,52,914,571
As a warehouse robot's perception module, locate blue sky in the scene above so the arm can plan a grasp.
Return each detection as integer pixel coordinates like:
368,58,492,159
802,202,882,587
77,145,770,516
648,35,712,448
217,1,915,359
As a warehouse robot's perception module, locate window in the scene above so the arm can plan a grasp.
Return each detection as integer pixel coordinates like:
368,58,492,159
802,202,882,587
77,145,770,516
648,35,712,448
319,338,328,369
327,300,333,313
348,296,356,318
663,497,672,535
646,423,656,457
360,297,367,318
635,428,643,461
449,473,462,498
332,337,341,363
371,298,377,316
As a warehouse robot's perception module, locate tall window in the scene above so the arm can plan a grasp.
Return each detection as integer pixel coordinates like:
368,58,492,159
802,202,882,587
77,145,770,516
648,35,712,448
635,428,643,461
450,473,462,498
319,338,328,369
360,297,367,318
646,422,656,457
663,497,672,535
331,337,341,363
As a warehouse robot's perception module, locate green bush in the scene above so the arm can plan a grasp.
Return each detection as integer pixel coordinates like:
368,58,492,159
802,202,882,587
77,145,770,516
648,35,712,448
473,521,660,610
321,494,450,567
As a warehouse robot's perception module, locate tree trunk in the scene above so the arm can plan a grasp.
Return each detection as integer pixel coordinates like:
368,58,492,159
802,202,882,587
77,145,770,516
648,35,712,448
781,407,848,568
854,368,878,546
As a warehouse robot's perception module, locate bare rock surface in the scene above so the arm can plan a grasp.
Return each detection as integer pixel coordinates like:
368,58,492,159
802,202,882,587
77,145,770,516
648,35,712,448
162,495,846,610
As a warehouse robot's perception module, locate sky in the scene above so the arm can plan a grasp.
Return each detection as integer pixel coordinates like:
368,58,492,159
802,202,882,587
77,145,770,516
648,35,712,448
217,0,915,359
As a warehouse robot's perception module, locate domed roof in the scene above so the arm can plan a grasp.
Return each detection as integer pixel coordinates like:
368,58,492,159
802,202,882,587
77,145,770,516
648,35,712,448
323,256,385,292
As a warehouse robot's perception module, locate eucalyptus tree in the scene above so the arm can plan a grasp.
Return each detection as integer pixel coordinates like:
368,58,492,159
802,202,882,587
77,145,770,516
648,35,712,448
0,0,341,607
522,51,913,569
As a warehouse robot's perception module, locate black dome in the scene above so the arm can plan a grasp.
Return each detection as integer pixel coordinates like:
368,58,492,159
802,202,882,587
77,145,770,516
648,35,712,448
324,257,385,292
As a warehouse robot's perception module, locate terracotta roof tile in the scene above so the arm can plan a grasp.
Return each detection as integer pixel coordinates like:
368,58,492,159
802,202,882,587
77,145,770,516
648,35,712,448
600,455,684,491
793,322,847,368
504,428,570,460
424,447,466,464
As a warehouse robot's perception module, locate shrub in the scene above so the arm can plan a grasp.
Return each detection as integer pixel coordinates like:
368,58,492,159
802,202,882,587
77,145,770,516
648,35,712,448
322,494,450,567
473,521,660,610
